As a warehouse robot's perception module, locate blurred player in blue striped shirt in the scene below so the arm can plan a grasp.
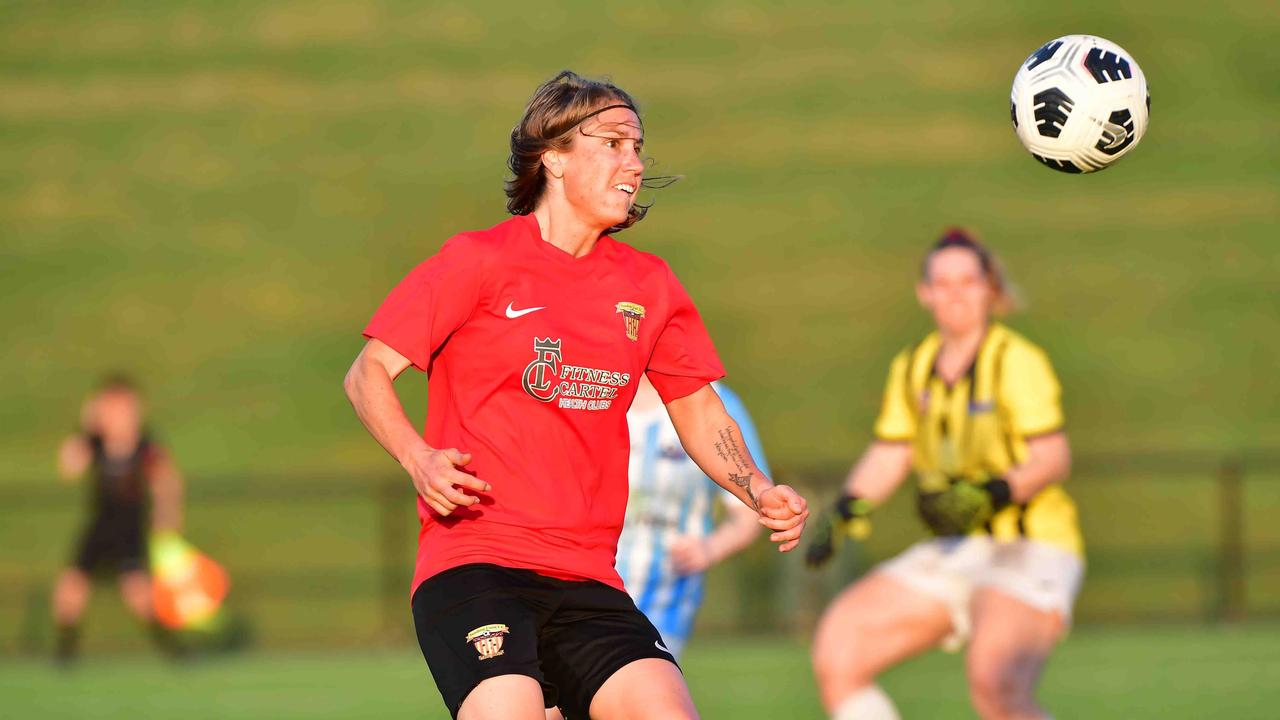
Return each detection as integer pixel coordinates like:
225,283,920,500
616,376,769,659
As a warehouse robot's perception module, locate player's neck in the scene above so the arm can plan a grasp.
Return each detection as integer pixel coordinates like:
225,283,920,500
532,202,605,259
101,429,142,457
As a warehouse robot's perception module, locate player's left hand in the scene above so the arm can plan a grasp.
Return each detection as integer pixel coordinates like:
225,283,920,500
756,485,809,552
916,477,1012,536
670,535,714,575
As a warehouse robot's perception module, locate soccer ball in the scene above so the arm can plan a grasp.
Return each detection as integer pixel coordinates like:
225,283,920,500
1010,35,1149,173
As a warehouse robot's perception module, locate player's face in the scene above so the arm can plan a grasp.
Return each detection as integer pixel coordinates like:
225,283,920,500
557,106,644,230
918,247,993,335
94,390,143,439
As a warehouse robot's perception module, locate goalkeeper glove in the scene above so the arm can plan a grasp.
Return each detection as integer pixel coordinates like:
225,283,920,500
916,477,1012,536
805,494,873,568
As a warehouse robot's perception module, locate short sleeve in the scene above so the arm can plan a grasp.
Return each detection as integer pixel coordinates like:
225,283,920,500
362,236,484,372
715,384,770,507
646,265,725,403
873,351,917,442
999,343,1064,436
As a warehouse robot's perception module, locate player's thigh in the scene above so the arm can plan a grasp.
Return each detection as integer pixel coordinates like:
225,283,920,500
412,566,557,719
119,570,153,618
539,581,679,720
589,657,697,720
458,674,547,720
965,587,1061,697
812,572,952,683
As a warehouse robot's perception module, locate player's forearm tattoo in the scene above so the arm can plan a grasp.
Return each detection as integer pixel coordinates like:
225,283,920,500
713,426,751,473
715,425,758,509
729,471,758,511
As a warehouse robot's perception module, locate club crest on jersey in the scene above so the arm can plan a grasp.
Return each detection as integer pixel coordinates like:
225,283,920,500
615,302,646,341
465,623,509,660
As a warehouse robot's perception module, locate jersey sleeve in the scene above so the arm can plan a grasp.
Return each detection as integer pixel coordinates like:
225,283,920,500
362,236,484,372
872,350,917,442
715,384,770,508
645,265,726,403
999,342,1064,436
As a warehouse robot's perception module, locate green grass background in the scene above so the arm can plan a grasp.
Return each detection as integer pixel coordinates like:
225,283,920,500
2,0,1279,673
5,629,1280,719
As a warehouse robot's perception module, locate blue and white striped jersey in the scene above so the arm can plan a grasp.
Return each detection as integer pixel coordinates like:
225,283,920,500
616,382,770,657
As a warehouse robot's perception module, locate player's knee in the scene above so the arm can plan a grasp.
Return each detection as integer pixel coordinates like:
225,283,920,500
52,571,90,617
966,657,1027,717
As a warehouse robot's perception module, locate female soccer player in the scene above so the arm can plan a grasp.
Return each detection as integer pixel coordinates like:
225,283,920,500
344,70,808,720
807,230,1083,720
616,377,768,659
51,375,185,663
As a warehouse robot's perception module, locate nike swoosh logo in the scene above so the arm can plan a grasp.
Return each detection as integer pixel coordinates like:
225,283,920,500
655,640,672,655
505,302,546,319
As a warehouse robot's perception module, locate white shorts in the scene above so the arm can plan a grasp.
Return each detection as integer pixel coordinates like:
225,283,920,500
876,535,1084,650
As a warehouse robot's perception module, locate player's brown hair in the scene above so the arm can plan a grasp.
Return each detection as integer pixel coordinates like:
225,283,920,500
96,372,140,395
505,70,671,234
921,228,1020,316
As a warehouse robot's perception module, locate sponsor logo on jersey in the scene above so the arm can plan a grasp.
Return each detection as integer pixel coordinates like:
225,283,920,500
520,338,632,411
465,623,509,660
968,400,994,414
615,301,646,341
522,338,563,402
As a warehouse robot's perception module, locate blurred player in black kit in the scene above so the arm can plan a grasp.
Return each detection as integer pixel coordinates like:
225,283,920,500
51,374,185,663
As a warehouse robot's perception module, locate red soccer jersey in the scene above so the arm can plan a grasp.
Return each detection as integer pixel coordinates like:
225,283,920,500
363,214,725,593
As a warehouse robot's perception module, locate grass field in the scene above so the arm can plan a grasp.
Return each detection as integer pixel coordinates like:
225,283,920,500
5,627,1280,719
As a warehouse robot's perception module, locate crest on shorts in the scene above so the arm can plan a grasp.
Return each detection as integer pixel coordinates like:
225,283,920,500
615,302,646,341
465,623,510,660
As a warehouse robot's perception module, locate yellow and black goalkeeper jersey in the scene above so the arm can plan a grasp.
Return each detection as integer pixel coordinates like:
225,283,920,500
874,323,1083,556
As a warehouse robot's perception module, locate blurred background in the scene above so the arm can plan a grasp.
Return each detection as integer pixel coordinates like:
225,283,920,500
2,0,1277,717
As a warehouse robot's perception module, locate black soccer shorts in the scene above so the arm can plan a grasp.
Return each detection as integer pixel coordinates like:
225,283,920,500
411,563,676,720
73,512,147,576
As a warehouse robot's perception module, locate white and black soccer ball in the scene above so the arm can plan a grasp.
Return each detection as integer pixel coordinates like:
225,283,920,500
1010,35,1149,173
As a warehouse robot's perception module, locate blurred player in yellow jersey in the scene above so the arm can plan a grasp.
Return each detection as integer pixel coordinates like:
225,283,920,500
807,229,1083,720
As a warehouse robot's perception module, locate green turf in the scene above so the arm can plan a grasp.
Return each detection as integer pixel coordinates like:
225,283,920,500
4,627,1279,719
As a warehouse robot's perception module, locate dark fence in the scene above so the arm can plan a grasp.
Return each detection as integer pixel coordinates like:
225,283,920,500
2,449,1277,655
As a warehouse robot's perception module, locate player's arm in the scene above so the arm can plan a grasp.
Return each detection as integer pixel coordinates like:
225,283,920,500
664,384,808,553
148,448,185,532
1006,431,1070,502
805,441,914,567
56,434,92,483
843,440,914,502
670,386,780,574
343,339,489,517
670,500,760,575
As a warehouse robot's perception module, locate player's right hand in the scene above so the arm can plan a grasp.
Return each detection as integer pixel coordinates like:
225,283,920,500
804,494,873,568
401,446,490,517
